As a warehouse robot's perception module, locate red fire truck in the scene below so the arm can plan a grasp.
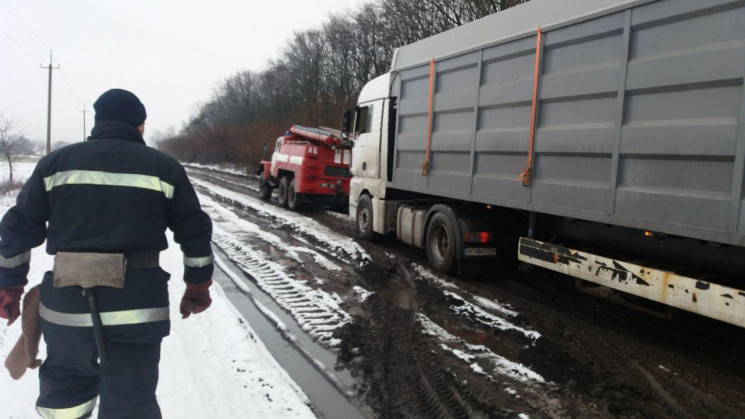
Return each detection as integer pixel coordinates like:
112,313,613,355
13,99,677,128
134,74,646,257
257,125,352,211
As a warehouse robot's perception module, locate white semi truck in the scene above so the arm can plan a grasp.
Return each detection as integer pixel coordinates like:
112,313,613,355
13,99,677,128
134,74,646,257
343,0,745,328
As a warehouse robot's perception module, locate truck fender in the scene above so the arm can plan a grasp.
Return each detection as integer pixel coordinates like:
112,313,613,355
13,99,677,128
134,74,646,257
257,161,272,178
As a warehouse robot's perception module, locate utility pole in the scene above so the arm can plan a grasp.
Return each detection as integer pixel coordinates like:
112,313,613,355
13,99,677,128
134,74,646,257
40,50,60,155
80,104,88,141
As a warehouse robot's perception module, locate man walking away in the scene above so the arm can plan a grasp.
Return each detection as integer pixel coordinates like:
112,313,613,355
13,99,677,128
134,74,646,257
0,88,214,418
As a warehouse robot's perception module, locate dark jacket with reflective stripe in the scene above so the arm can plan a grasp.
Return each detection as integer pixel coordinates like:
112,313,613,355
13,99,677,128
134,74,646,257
0,121,213,288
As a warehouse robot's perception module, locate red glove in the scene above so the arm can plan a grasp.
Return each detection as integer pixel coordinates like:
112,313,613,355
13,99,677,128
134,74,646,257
0,286,24,326
180,280,212,319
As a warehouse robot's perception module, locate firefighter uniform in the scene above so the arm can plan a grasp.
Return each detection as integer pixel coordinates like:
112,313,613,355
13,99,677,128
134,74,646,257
0,113,213,418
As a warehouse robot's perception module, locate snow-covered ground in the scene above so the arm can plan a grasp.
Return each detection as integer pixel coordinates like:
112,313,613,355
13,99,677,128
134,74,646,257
0,159,37,184
0,162,314,418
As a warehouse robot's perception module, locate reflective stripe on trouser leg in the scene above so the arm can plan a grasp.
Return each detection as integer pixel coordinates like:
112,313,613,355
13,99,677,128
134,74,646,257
36,396,97,419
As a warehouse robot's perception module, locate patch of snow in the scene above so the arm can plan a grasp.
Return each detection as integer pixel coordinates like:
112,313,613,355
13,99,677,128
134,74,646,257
439,344,475,363
472,295,518,317
470,362,486,375
412,264,459,290
186,163,250,177
352,286,372,302
200,194,301,260
445,291,540,341
505,387,518,395
192,178,370,264
419,314,544,384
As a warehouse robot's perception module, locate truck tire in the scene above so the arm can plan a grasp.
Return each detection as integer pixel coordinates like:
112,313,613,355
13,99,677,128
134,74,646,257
356,194,374,240
278,176,290,208
258,178,273,201
287,179,302,211
426,212,456,273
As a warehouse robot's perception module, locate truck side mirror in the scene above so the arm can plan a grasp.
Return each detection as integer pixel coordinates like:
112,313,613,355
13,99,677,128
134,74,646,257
341,108,354,140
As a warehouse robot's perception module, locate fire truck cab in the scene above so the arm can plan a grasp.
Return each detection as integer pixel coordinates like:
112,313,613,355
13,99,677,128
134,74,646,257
257,125,352,211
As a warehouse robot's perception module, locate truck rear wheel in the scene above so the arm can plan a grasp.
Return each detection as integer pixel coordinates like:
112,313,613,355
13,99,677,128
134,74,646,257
426,212,456,273
278,177,290,208
287,179,302,211
356,194,374,240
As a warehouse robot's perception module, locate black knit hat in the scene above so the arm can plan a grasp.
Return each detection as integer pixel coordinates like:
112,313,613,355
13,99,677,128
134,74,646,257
93,89,147,127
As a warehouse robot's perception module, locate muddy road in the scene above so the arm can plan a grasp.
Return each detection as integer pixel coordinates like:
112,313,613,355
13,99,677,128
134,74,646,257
187,165,745,418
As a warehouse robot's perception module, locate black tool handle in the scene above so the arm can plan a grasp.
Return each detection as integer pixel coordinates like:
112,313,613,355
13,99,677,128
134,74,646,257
85,288,110,366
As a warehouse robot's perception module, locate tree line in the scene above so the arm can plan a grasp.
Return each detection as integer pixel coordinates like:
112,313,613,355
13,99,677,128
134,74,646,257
157,0,528,169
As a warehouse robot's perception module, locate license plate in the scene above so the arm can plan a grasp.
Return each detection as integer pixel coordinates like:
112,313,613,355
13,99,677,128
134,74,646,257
464,248,497,257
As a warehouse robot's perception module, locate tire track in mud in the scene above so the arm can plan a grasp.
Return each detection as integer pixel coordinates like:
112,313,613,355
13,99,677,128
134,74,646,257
518,292,745,418
339,262,502,419
212,229,351,346
590,331,743,419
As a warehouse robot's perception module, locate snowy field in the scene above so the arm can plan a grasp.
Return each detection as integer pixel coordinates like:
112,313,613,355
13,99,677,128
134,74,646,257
0,162,314,418
0,159,37,184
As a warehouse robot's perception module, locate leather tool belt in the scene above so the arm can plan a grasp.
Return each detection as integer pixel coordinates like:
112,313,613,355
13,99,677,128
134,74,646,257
52,251,160,289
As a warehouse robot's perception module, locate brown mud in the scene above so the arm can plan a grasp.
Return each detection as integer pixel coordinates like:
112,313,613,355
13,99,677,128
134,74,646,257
189,166,745,418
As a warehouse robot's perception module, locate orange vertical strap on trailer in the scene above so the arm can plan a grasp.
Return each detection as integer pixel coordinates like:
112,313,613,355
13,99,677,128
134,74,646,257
519,27,542,186
423,58,435,175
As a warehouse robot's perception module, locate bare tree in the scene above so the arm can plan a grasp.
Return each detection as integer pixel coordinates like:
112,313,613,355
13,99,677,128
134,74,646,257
162,0,532,168
0,113,38,184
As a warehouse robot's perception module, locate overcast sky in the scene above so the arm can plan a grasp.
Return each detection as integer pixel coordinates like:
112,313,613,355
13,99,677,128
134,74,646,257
1,0,364,147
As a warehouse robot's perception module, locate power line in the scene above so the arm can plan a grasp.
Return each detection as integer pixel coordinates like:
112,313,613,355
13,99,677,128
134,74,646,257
0,0,50,53
60,68,82,104
0,27,42,63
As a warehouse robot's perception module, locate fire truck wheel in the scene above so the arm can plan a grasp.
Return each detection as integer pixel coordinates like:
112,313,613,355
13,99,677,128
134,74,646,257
288,179,302,211
278,176,290,208
356,194,374,240
258,179,273,201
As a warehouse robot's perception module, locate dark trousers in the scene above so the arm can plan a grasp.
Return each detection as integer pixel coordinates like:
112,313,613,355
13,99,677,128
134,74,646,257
37,320,163,419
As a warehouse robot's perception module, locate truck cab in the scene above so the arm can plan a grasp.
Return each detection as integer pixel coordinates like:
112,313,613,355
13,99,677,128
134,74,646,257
348,73,394,236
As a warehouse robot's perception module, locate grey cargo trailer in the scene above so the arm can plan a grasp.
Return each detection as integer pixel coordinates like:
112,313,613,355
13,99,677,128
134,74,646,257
347,0,745,328
391,0,745,247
